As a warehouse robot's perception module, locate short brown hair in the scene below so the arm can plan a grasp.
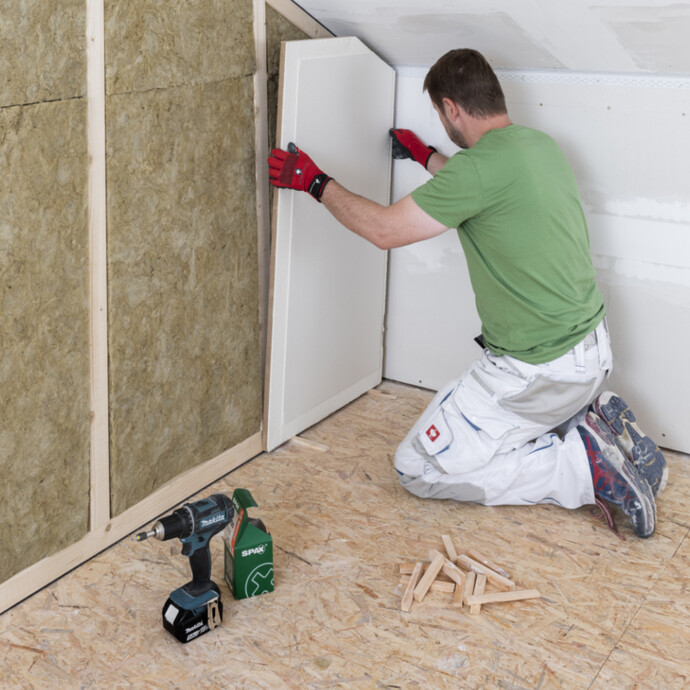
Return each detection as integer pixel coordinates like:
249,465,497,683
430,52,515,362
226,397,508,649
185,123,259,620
423,49,507,118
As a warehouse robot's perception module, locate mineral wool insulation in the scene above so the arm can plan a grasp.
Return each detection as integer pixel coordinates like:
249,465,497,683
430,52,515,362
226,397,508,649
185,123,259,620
104,0,263,515
0,0,90,582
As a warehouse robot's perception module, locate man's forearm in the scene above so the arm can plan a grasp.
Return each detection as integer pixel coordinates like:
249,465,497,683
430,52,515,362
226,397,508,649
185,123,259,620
426,151,448,175
319,150,449,248
320,180,391,249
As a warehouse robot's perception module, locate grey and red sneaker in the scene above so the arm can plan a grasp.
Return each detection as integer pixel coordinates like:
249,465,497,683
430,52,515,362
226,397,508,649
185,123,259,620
578,411,656,539
592,392,668,496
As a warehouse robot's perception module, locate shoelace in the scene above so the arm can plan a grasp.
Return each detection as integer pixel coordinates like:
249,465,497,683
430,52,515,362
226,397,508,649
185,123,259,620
592,497,626,541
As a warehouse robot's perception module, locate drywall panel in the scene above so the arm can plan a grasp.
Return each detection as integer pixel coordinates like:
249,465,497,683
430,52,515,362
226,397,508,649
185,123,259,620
106,0,262,515
265,37,395,450
385,67,690,453
385,71,482,391
501,72,690,453
0,100,90,581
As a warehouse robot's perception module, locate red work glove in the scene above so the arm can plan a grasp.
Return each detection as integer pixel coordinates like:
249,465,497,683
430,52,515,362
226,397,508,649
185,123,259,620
267,142,332,202
389,128,437,169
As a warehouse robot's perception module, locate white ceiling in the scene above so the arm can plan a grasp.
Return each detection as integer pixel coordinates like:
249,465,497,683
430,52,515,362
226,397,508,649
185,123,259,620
294,0,690,74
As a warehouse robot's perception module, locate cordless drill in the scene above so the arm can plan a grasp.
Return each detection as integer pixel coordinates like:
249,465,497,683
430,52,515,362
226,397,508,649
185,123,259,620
134,493,234,643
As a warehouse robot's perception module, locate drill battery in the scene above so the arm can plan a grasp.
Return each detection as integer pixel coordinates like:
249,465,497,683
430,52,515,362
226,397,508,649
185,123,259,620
162,585,222,643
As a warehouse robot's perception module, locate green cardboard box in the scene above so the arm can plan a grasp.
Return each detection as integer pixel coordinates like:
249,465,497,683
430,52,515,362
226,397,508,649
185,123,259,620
223,488,274,600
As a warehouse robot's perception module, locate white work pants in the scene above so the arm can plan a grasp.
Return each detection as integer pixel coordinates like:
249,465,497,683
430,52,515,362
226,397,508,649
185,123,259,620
394,319,612,508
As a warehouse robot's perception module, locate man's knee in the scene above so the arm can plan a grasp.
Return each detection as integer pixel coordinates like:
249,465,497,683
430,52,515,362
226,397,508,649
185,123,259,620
397,470,487,503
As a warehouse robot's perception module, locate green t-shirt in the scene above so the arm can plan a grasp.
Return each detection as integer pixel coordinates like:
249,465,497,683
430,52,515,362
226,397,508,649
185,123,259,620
411,124,605,364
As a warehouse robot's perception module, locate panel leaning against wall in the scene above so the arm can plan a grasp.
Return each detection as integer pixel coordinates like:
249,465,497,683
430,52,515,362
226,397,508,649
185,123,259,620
104,0,263,515
0,1,91,582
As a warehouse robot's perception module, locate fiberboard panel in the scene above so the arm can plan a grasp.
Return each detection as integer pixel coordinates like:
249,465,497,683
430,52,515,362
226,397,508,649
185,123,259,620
265,37,395,451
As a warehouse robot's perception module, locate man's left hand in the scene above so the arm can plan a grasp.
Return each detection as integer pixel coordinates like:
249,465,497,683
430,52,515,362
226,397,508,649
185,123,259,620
268,143,332,201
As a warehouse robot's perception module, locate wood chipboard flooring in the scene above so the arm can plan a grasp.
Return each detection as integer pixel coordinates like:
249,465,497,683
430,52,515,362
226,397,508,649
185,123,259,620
1,381,688,688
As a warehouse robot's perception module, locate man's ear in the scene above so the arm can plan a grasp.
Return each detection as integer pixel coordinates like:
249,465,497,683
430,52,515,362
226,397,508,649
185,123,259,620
442,97,460,121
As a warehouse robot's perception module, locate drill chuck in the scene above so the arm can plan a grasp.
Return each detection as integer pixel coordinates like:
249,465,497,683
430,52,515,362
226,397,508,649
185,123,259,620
133,510,188,542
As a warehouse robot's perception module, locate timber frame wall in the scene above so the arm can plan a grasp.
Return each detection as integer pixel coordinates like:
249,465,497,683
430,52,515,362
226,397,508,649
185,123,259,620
0,0,331,615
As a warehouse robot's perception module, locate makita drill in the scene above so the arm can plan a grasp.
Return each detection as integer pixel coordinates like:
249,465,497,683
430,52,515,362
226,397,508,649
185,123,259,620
134,493,234,643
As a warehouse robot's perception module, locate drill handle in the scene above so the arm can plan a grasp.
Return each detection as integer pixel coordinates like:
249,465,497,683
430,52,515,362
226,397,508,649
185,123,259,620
186,543,214,597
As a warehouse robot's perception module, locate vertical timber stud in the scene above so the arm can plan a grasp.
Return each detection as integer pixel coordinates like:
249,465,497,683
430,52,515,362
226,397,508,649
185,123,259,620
254,0,270,385
86,0,111,529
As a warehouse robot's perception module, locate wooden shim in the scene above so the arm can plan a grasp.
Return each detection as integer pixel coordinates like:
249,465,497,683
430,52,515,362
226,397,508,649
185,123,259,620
465,549,511,579
442,559,466,587
367,388,397,401
462,571,476,609
401,562,423,612
465,589,542,607
441,534,457,562
399,562,423,575
431,581,455,594
401,578,455,594
470,574,487,615
413,550,445,602
456,554,515,592
453,578,465,608
400,563,454,583
289,436,330,453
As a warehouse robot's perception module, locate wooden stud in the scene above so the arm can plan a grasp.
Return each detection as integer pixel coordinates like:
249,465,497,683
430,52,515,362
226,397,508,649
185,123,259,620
266,0,333,38
465,589,542,607
86,0,110,533
465,549,511,579
401,562,423,612
413,550,445,602
441,534,458,562
457,554,516,592
470,574,487,615
252,0,270,379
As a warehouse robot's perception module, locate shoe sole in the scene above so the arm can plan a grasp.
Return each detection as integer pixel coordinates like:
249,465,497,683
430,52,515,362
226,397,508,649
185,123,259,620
594,393,668,496
583,413,656,538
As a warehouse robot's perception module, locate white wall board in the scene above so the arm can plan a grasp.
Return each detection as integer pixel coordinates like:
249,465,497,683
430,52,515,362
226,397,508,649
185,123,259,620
265,37,395,451
385,67,690,454
384,71,482,390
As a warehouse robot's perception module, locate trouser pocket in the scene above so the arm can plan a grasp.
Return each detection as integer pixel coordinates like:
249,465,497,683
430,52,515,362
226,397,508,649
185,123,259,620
415,380,519,475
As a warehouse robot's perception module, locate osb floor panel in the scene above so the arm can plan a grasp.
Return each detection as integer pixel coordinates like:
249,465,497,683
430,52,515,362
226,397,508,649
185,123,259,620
2,381,689,689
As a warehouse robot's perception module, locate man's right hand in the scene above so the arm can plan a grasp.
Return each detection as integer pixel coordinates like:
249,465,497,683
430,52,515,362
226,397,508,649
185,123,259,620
389,129,437,170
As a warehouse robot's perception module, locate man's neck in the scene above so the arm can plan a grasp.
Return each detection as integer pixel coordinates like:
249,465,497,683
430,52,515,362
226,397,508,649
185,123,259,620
471,113,512,145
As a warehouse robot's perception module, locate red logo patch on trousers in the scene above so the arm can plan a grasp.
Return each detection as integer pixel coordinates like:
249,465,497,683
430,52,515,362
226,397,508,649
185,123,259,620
426,424,440,442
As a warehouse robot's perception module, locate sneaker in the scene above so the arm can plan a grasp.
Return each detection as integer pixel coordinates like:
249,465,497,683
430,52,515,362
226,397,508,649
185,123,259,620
578,411,656,538
592,392,668,496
